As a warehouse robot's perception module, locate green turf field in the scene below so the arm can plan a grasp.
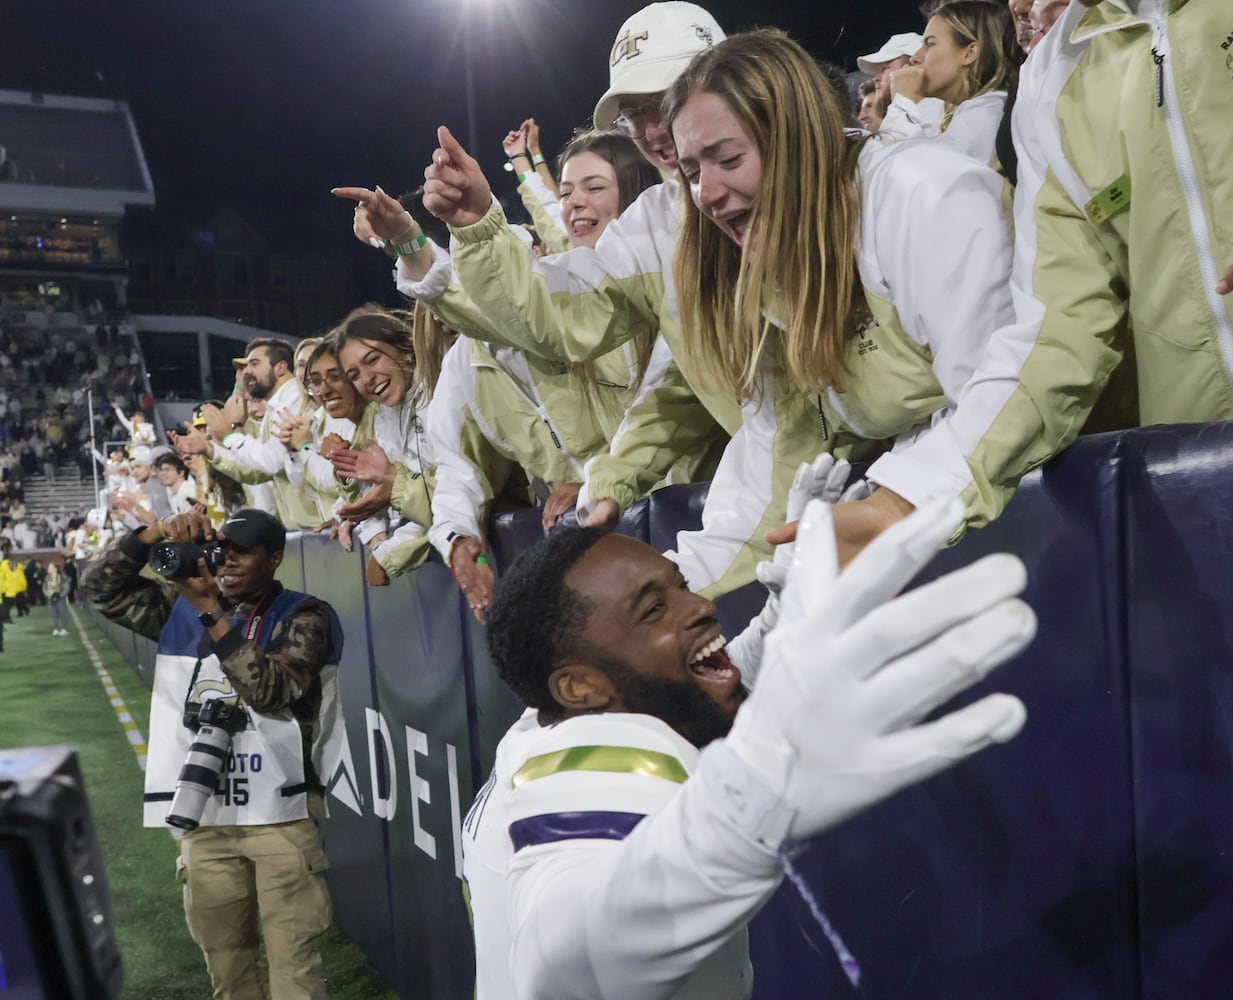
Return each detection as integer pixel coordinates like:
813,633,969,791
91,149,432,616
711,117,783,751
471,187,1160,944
0,600,396,999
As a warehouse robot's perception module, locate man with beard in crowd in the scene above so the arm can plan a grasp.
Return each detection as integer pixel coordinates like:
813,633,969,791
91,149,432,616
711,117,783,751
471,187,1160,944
177,338,322,529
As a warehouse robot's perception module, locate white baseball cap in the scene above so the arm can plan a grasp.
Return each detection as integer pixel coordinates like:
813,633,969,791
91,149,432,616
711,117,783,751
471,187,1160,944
856,32,924,74
593,2,725,129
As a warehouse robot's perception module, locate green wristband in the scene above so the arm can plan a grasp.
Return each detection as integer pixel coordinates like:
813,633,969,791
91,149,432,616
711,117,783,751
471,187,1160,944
392,231,427,255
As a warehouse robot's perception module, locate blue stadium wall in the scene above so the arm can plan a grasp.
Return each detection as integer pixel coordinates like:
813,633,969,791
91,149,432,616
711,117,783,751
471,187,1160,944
91,421,1233,998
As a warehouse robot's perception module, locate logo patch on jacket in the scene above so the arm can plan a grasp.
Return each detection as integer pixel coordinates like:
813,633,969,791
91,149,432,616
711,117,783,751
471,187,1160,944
1085,174,1131,225
852,309,880,356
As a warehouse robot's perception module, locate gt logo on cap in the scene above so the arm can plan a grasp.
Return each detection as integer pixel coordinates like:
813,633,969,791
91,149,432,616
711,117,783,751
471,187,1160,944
611,29,649,66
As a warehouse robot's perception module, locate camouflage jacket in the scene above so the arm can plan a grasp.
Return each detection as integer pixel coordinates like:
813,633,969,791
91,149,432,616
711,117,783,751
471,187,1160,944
84,530,335,778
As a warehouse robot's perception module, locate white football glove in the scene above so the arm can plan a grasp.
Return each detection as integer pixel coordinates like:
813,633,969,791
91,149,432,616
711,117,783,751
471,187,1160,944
727,454,871,686
723,496,1034,843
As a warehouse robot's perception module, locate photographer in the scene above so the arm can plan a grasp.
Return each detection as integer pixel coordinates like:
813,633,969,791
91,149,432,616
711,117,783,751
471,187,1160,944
84,508,344,999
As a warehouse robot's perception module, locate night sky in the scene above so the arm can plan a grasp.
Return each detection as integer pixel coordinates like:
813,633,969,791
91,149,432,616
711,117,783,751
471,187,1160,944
2,1,923,255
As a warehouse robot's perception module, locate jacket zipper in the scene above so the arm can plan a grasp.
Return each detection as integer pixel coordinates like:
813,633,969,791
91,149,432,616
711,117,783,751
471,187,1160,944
1148,4,1233,389
1149,44,1164,107
485,350,585,476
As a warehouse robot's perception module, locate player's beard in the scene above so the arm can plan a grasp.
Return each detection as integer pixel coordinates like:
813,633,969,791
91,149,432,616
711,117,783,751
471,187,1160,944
602,659,745,749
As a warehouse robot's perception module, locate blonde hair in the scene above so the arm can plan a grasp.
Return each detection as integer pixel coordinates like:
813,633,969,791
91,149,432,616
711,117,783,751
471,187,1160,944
927,0,1022,107
663,29,866,400
410,301,457,403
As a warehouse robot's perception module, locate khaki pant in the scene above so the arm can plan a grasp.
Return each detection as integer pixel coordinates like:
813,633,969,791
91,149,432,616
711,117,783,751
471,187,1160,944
177,814,332,999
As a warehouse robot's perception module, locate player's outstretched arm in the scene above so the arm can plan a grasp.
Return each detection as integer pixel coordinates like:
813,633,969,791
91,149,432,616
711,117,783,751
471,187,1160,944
507,499,1035,999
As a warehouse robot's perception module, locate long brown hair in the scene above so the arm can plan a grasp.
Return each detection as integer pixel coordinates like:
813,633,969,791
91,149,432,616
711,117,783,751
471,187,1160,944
410,302,457,404
664,29,867,400
926,0,1022,107
329,303,456,407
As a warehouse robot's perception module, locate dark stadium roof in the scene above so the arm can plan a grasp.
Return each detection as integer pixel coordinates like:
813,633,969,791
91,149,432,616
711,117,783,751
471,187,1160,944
0,89,154,217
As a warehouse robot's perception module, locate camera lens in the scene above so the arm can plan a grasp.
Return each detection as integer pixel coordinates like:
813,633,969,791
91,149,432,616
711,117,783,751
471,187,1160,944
149,542,186,577
148,541,207,579
166,724,234,830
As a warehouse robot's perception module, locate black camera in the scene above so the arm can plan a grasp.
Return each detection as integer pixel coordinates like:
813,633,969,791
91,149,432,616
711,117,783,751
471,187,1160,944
166,700,250,831
0,745,124,998
182,697,246,734
148,538,225,579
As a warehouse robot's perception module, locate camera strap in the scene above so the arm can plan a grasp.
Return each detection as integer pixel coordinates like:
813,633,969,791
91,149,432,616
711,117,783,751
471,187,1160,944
183,593,256,713
243,591,274,642
182,656,206,718
180,587,282,719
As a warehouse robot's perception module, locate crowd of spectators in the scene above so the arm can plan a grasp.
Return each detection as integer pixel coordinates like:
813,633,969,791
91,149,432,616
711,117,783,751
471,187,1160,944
0,305,153,632
12,0,1226,665
44,0,1232,995
75,0,1223,629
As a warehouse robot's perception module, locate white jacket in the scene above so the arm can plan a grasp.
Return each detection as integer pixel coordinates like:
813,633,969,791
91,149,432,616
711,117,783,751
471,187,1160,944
674,138,1014,592
366,389,436,574
877,91,1008,166
868,0,1233,531
466,711,789,1000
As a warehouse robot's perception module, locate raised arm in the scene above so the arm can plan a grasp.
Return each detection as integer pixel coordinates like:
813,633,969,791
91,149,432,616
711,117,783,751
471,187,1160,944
425,126,674,365
579,348,726,524
851,93,1127,551
83,523,176,640
504,119,568,253
508,500,1034,999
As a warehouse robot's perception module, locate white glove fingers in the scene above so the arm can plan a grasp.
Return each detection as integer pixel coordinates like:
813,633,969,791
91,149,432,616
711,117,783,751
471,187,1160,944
839,478,871,504
879,693,1027,785
754,560,787,596
777,498,842,625
823,497,964,629
857,597,1036,732
836,553,1029,679
818,457,852,505
786,455,835,522
785,458,818,523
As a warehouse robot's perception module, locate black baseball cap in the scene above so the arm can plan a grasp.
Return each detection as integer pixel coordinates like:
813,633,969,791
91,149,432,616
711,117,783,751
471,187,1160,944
218,509,286,553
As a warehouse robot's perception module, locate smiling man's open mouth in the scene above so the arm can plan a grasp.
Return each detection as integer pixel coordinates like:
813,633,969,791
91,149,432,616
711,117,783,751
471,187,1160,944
689,634,741,691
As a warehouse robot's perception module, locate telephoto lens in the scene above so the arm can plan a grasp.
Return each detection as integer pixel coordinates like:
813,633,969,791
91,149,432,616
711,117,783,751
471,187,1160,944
166,701,247,830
